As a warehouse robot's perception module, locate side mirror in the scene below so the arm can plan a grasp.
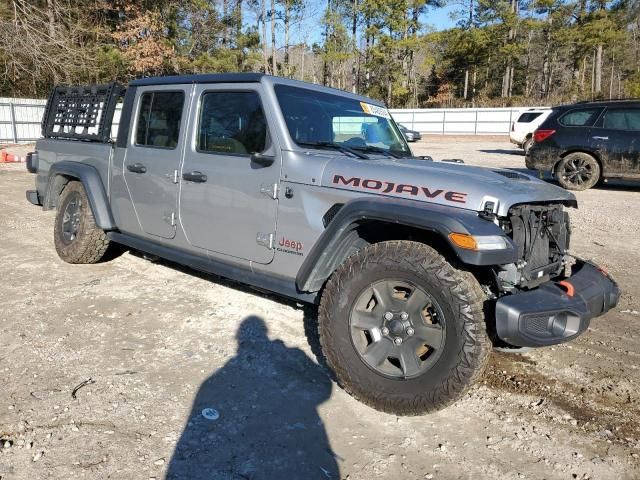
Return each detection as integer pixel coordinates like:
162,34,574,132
251,152,275,167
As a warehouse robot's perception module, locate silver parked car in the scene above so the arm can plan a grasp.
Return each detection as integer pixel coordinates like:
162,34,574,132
26,73,619,415
398,123,422,142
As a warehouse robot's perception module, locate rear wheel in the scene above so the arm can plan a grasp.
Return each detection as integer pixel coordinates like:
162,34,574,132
522,137,533,155
318,241,491,415
54,181,110,264
556,152,600,191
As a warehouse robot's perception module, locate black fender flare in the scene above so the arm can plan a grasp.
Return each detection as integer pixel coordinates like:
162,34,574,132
44,161,116,231
295,196,518,293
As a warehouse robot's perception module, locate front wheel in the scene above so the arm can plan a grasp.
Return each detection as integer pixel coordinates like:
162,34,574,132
318,241,491,415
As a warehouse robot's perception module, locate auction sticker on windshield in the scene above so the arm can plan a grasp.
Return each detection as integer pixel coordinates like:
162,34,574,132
360,102,391,119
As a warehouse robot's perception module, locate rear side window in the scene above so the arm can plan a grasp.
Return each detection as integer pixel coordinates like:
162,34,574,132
135,91,184,149
602,108,640,131
558,108,601,127
517,112,542,123
197,91,267,155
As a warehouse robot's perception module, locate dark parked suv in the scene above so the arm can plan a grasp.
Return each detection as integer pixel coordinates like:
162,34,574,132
526,99,640,190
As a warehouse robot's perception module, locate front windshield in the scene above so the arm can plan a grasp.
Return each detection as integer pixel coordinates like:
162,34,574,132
274,84,412,158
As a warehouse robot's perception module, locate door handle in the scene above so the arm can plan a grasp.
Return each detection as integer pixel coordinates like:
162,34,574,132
127,163,147,174
182,171,208,183
592,136,609,140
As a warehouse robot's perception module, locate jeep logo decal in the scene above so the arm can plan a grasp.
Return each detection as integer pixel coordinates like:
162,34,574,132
332,174,468,204
277,236,304,256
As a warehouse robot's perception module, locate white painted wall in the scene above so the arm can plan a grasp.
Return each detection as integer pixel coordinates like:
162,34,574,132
389,107,543,135
1,97,540,144
0,98,46,143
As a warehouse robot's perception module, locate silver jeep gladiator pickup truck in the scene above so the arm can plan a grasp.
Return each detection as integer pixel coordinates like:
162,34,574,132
26,74,620,415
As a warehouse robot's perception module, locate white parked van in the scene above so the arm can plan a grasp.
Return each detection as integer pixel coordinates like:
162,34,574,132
510,108,552,154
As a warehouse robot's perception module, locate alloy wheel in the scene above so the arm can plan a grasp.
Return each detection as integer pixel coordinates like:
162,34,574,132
349,279,446,379
61,192,83,244
562,157,595,187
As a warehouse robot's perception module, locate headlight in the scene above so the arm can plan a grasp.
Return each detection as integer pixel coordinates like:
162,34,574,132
448,233,511,251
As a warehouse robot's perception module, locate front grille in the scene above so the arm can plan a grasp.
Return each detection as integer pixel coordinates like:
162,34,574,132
502,204,570,288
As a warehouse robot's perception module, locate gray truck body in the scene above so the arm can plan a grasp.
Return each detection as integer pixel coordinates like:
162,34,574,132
27,73,619,349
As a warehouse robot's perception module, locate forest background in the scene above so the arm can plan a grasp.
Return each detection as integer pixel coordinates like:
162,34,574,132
1,0,639,107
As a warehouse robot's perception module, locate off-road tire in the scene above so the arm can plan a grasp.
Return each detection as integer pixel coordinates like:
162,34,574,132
556,152,600,191
54,181,110,264
522,137,533,155
318,241,491,415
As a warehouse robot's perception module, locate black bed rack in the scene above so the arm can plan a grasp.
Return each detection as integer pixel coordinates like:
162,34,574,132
41,82,125,142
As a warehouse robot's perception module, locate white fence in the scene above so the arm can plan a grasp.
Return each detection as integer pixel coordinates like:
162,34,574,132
389,107,535,136
0,98,47,144
0,97,537,144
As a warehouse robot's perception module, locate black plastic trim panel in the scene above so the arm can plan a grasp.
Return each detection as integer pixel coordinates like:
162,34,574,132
26,151,38,173
26,190,41,206
46,162,116,230
297,196,518,293
495,261,620,347
108,232,318,304
129,73,264,87
116,86,137,149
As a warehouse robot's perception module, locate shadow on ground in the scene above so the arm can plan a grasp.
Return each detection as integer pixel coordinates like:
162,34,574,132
166,316,339,480
478,148,524,155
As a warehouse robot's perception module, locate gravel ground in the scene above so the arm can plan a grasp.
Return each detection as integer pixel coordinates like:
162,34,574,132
1,138,640,480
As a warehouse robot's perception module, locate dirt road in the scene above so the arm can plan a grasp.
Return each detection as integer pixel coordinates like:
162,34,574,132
1,138,639,479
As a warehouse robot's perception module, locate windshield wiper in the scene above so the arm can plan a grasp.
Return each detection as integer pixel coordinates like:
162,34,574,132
297,141,369,159
351,145,403,159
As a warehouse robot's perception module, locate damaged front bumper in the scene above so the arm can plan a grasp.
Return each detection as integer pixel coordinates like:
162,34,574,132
495,260,620,348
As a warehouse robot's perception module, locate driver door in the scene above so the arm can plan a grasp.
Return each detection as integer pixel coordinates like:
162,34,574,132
179,84,280,264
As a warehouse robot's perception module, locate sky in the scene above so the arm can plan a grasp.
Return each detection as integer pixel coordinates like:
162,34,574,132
426,4,460,31
246,1,460,49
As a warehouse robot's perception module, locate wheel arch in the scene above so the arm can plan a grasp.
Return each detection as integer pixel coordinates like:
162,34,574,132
295,197,518,293
44,162,116,231
316,238,492,414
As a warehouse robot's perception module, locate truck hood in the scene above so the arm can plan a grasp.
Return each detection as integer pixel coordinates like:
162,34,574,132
321,156,577,217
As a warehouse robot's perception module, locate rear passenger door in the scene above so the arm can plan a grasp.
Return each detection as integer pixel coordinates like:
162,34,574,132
179,84,280,264
591,107,640,176
553,106,602,156
124,85,190,239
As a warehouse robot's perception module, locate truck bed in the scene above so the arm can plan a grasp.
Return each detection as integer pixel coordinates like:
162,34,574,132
34,139,114,204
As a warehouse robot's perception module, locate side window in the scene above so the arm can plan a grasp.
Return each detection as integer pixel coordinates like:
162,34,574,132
559,108,601,127
135,91,184,149
198,91,267,155
517,112,542,123
602,108,640,131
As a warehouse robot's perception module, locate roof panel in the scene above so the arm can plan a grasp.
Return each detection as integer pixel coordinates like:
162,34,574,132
128,72,387,107
129,73,265,86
